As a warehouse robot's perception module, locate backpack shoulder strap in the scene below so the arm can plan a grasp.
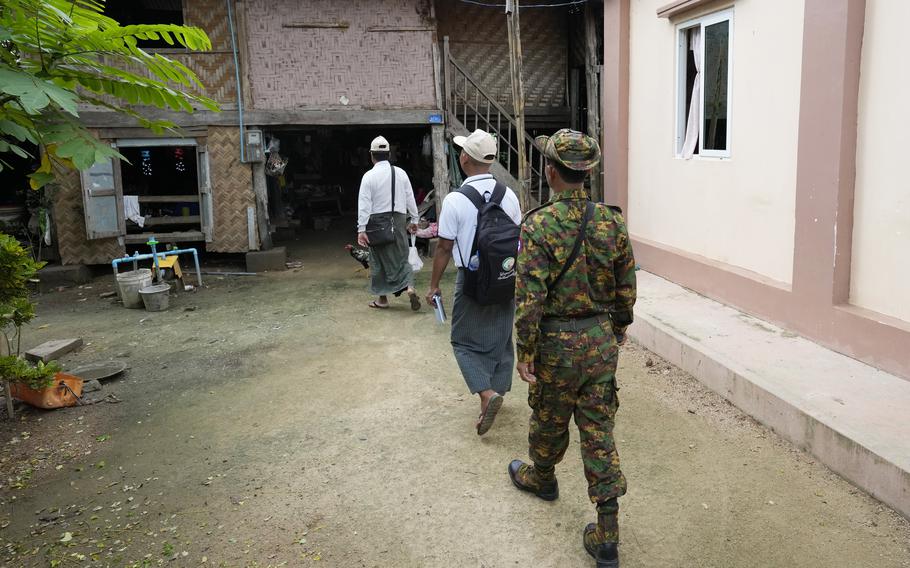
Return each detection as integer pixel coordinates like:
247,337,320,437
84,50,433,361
550,201,594,291
456,184,486,210
489,182,507,206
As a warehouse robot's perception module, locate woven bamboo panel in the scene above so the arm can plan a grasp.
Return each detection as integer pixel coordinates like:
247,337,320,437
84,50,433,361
437,2,568,109
92,0,236,105
207,127,256,253
244,0,436,110
51,167,124,266
185,0,231,51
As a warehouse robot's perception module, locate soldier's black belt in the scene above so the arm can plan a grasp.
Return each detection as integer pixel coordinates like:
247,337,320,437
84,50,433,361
538,313,611,333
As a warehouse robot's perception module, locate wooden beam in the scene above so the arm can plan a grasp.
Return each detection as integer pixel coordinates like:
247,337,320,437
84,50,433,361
124,231,205,244
506,0,530,212
367,26,434,32
431,124,449,206
137,195,200,203
283,21,349,29
78,109,445,128
142,216,201,226
234,0,254,109
251,162,272,250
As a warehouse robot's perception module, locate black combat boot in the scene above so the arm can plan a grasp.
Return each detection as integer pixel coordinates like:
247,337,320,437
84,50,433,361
583,498,619,567
507,460,559,501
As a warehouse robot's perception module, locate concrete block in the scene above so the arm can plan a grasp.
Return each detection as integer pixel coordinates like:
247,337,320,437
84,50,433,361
37,264,92,292
25,338,83,363
245,246,287,272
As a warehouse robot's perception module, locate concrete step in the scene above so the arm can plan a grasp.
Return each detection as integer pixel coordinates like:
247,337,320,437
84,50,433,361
628,271,910,519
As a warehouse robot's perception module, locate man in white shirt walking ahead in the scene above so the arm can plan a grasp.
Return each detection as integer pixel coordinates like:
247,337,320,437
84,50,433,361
425,129,522,435
357,135,421,311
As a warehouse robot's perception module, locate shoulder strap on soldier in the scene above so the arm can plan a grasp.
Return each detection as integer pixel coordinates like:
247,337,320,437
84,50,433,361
607,204,622,215
550,201,595,291
456,183,486,211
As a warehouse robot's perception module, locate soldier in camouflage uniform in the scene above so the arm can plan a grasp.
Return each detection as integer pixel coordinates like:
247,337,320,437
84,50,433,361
507,129,636,568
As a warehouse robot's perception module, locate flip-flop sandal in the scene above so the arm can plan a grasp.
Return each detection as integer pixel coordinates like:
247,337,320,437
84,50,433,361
408,292,421,311
368,301,390,309
476,393,503,436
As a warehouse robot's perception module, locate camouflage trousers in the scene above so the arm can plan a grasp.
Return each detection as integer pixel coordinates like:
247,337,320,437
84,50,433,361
527,322,627,504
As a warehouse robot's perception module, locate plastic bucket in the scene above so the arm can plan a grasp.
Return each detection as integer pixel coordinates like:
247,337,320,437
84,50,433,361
139,284,170,312
116,269,153,309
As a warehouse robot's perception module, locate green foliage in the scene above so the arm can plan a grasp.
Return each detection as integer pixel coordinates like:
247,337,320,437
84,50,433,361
0,232,44,324
0,356,59,389
0,232,57,389
0,0,220,185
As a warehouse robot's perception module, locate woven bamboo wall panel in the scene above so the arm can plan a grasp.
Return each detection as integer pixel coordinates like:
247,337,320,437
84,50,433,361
91,0,236,105
185,0,231,52
437,2,568,109
207,127,256,253
51,166,124,266
244,0,437,110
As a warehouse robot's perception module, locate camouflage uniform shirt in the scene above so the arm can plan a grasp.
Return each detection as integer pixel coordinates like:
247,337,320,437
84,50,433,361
514,190,637,363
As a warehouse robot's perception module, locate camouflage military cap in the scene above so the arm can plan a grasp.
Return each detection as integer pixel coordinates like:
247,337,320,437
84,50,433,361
535,128,601,171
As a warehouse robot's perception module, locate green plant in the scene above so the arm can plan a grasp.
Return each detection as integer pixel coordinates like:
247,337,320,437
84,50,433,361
0,232,57,417
0,357,59,390
0,0,220,186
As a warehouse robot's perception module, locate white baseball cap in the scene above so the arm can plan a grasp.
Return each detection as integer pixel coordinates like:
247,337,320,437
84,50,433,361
453,129,497,164
370,136,390,152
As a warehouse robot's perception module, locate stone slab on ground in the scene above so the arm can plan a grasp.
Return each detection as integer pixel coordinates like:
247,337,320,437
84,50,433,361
628,270,910,519
24,338,83,363
245,246,287,272
37,264,92,292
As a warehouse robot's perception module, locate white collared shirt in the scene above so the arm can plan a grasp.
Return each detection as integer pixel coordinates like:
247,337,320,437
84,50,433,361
437,174,522,267
357,161,419,232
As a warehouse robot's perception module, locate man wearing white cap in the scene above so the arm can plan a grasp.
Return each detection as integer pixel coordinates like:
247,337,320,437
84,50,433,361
357,135,421,310
426,129,522,435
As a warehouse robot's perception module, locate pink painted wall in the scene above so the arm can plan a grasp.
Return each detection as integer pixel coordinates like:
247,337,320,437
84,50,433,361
243,0,438,110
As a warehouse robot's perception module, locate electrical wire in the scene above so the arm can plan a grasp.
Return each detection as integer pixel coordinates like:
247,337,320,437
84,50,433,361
455,0,588,8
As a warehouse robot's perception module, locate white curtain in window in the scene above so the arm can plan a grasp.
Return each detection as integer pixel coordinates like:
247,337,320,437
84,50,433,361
681,27,702,159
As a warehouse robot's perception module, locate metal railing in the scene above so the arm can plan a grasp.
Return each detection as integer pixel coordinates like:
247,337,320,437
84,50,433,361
443,42,547,205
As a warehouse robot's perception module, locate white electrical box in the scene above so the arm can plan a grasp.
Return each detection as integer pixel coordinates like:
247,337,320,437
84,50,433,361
245,129,264,163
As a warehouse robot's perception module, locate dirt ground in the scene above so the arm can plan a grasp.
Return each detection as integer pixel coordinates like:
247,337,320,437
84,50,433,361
1,230,909,568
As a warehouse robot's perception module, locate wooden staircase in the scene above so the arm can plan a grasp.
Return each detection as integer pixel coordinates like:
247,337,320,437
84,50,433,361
443,47,549,207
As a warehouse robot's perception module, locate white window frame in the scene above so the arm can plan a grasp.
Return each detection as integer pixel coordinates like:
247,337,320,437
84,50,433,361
675,8,734,159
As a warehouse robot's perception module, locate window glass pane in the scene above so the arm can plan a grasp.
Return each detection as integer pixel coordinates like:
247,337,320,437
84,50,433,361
702,20,729,151
86,160,114,192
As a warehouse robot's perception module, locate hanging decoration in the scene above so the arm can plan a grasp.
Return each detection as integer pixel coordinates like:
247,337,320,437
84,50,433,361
174,148,186,173
140,149,153,176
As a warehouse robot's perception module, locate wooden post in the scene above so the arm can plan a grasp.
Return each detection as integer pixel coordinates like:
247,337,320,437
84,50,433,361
251,162,272,250
443,36,452,119
432,124,449,206
506,0,530,212
234,0,254,109
584,2,603,202
4,381,13,420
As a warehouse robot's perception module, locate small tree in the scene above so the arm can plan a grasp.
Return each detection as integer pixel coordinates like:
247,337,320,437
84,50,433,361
0,232,59,418
0,0,220,185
